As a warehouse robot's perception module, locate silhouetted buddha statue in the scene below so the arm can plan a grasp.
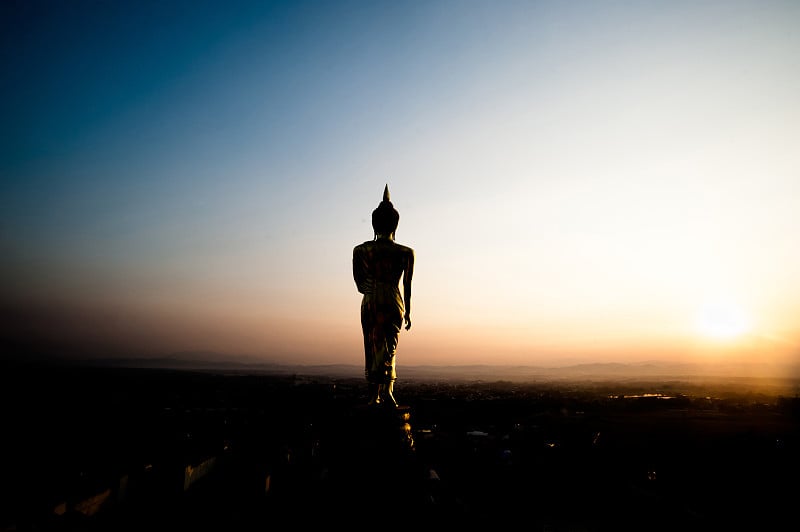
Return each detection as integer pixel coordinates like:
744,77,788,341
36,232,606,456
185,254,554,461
353,185,415,407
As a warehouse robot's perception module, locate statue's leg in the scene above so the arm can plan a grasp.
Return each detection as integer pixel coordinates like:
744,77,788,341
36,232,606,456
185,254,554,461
368,383,381,406
364,304,384,406
384,380,398,408
380,318,400,408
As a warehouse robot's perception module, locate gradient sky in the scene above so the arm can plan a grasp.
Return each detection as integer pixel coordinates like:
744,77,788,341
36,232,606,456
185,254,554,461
2,0,799,369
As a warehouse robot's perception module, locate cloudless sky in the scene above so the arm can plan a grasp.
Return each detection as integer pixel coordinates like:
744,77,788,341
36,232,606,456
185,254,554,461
2,0,799,370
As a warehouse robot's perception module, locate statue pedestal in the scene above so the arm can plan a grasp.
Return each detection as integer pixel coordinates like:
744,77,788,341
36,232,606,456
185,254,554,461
318,404,426,520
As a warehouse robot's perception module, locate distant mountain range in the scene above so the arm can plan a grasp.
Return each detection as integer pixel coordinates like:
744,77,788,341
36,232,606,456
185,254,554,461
47,351,800,384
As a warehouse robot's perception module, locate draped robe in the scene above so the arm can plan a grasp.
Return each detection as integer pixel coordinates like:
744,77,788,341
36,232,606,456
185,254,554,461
353,237,414,384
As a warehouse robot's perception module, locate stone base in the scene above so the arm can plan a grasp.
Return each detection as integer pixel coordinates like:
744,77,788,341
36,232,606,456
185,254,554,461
316,404,426,520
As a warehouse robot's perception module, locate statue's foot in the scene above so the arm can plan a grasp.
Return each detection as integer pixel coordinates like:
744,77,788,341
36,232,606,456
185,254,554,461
383,394,399,408
367,396,382,406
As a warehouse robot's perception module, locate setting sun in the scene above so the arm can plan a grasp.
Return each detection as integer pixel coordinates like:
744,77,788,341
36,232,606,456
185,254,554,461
695,302,752,341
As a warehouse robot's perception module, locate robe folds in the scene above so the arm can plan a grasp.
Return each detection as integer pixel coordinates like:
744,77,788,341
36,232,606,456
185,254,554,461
353,237,414,384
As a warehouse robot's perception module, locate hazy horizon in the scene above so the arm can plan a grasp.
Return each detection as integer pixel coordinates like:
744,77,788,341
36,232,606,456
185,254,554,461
3,1,799,373
9,348,798,382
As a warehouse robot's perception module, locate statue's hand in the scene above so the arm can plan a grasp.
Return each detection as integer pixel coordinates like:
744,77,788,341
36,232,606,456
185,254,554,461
404,314,412,331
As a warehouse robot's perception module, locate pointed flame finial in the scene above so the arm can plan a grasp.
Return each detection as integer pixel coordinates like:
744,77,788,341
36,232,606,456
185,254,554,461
372,183,399,235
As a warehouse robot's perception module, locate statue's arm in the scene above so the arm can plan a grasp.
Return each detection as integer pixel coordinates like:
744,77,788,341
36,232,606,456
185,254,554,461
403,248,414,330
353,246,370,294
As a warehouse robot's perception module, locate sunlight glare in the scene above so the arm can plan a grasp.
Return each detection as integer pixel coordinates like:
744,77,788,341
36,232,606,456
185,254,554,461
695,302,752,341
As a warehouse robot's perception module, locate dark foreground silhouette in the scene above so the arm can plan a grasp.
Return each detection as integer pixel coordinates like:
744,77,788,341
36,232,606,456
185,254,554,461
2,363,798,531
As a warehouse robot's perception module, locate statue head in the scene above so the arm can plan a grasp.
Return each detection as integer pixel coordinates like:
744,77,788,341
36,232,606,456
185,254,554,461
372,184,400,237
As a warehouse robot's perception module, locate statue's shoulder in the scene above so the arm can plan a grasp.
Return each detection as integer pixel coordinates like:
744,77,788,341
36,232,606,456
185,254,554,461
354,240,375,255
395,243,415,256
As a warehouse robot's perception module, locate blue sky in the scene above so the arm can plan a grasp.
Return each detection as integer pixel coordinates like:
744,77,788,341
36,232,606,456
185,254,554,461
2,1,799,368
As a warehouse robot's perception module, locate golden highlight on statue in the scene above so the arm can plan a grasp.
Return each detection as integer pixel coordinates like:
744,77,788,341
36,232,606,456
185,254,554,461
353,185,415,408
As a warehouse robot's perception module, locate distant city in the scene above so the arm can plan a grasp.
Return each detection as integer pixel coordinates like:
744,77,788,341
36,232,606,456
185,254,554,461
2,359,798,530
42,351,800,395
